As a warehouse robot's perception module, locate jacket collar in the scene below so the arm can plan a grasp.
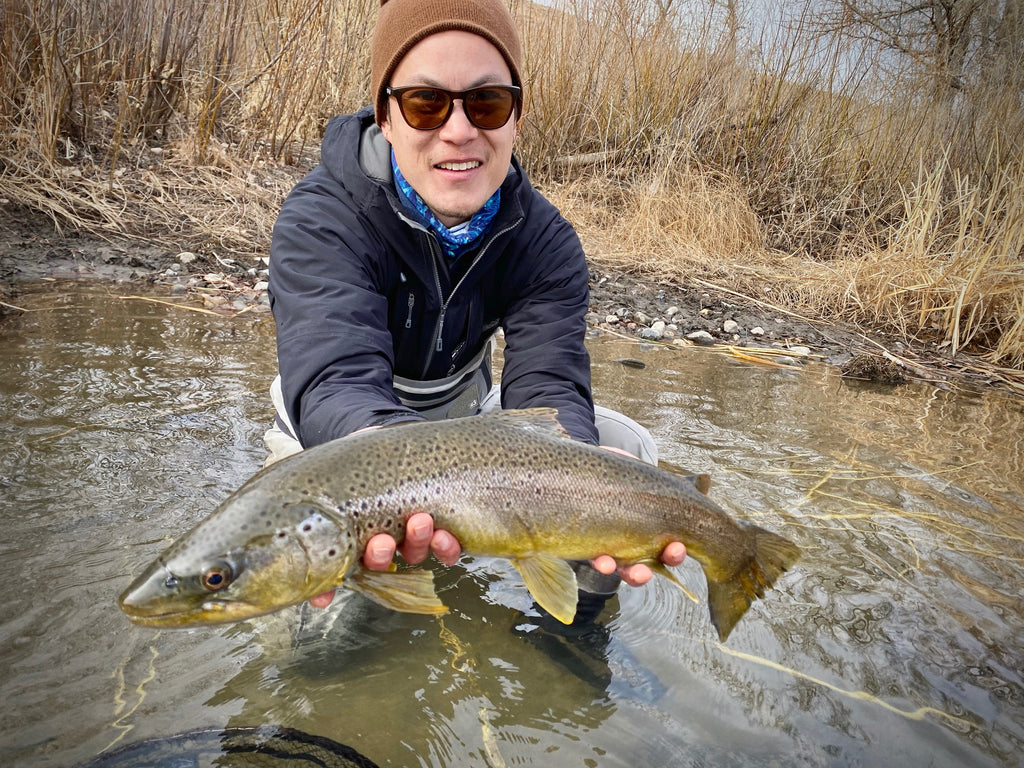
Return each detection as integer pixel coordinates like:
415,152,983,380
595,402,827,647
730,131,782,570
323,107,527,287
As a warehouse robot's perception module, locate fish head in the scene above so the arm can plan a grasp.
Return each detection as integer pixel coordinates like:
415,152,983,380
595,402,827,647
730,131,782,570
119,490,359,627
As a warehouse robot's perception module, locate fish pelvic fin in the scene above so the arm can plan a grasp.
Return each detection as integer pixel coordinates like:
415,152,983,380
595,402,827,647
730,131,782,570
348,568,448,616
513,554,579,624
706,525,801,642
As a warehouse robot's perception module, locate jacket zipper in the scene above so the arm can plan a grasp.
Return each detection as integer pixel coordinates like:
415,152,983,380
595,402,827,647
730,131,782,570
420,218,522,379
405,291,415,329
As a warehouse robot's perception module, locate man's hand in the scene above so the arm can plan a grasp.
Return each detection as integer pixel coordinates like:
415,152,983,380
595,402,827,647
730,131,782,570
308,512,461,608
591,444,687,585
591,542,687,587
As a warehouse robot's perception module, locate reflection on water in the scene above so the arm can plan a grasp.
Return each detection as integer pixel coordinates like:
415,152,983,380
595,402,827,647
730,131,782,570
1,282,1022,767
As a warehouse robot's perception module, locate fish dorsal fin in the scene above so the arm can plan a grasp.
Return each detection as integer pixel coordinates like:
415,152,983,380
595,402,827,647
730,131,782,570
513,554,579,624
489,408,571,439
348,568,448,616
684,473,712,495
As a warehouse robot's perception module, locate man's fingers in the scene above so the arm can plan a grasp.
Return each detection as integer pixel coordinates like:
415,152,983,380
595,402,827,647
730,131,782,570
592,541,687,587
431,529,461,566
399,512,435,565
619,562,654,587
363,533,397,570
309,590,335,608
661,541,687,566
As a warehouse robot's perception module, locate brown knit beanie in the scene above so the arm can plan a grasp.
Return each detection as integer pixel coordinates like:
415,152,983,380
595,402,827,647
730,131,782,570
370,0,523,126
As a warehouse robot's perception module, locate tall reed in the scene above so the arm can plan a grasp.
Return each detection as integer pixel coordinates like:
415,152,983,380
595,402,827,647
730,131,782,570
1,0,1021,370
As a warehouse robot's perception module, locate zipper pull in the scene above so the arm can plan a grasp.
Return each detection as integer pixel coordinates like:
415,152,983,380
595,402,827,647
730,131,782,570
405,292,415,329
435,307,446,352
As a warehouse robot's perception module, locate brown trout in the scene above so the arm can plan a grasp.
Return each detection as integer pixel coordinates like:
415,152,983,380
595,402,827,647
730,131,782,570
119,409,799,640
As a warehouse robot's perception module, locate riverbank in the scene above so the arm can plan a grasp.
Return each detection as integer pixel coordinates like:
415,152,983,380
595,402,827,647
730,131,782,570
3,203,1018,396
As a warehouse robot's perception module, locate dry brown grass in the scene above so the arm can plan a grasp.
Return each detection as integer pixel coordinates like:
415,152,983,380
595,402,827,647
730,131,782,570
1,0,1022,372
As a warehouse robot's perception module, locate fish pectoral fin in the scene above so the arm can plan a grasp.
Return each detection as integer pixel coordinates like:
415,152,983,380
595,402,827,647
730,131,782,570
348,568,448,616
513,554,579,625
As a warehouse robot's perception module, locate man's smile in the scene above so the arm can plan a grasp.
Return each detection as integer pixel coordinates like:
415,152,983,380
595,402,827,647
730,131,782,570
436,160,482,171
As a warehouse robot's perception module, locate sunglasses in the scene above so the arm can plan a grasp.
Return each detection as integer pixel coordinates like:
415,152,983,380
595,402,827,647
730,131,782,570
386,85,521,131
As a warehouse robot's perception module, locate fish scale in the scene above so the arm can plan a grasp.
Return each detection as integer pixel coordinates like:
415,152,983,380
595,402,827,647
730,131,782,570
119,408,800,640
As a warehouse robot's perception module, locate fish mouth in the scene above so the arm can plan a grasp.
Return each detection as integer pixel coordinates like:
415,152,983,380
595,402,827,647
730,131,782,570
120,599,268,628
118,589,267,627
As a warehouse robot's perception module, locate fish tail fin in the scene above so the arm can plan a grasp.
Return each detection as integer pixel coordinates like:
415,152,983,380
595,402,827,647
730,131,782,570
706,525,800,642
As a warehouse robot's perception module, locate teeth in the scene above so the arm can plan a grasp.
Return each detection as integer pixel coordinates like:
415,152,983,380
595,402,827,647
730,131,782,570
437,161,480,171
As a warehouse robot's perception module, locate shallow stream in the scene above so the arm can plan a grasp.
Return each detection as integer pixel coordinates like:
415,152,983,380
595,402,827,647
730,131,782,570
1,282,1022,767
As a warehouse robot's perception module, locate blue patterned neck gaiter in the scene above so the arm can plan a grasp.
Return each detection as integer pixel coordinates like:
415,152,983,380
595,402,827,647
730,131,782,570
392,150,500,261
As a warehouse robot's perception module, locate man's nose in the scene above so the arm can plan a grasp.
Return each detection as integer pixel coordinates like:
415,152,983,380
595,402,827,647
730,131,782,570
439,99,478,140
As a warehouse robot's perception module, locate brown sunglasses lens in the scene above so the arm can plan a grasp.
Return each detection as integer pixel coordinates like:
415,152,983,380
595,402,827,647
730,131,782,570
396,87,517,130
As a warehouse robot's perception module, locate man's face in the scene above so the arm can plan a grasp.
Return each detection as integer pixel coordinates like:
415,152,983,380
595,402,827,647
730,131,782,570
381,30,517,228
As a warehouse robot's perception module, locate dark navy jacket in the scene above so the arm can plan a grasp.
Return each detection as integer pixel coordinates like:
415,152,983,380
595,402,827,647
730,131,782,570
268,107,598,446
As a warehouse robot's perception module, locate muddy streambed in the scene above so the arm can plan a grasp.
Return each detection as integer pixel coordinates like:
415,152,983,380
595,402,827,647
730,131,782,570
1,282,1022,767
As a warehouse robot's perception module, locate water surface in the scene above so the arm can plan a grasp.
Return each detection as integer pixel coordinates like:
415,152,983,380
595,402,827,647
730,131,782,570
1,282,1021,767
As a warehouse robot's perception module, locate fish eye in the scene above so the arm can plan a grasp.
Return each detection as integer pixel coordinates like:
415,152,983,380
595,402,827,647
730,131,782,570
200,564,233,592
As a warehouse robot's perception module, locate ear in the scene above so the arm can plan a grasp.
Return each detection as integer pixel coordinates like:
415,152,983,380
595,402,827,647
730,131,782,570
381,115,393,144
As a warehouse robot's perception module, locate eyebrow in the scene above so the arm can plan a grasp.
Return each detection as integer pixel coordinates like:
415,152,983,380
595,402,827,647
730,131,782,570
395,74,512,89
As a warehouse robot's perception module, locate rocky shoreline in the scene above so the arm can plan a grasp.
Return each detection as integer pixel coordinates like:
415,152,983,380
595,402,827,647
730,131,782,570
0,206,1008,392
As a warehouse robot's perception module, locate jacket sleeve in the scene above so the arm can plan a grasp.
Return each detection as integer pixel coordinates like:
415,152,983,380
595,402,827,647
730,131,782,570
268,169,423,447
499,200,599,444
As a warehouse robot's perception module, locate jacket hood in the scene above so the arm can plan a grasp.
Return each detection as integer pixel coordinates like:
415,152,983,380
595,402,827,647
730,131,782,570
319,106,524,223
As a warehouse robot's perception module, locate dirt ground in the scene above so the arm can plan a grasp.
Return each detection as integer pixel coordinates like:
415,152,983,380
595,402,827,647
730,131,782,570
0,203,1007,392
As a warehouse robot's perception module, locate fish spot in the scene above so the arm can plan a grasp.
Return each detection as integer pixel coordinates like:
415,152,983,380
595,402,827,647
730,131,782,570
277,530,287,538
328,548,337,557
302,523,312,532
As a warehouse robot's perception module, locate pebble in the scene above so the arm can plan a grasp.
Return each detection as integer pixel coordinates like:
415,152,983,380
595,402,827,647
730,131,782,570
723,319,740,334
750,326,765,336
686,330,716,346
177,251,198,265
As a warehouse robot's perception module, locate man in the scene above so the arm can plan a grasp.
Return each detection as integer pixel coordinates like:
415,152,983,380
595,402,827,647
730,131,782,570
265,0,686,616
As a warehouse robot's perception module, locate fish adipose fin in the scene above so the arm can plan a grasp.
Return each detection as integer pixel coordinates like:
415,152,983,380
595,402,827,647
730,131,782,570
348,568,449,616
683,473,712,495
513,554,579,624
705,525,800,641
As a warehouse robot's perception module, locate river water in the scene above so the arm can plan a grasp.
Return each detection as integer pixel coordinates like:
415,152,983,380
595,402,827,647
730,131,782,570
1,282,1021,767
